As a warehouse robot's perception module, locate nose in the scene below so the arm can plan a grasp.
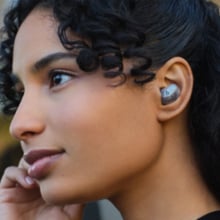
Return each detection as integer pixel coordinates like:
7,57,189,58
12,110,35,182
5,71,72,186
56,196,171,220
9,95,45,142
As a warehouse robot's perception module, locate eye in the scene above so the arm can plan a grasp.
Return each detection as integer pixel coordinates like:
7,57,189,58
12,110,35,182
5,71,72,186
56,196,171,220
49,70,75,88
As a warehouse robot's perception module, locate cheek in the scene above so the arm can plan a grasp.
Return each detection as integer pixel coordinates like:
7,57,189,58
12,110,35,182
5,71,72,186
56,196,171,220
52,89,161,156
45,88,163,201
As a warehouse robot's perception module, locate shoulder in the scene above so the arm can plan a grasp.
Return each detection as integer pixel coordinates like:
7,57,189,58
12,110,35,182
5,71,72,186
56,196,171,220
198,211,220,220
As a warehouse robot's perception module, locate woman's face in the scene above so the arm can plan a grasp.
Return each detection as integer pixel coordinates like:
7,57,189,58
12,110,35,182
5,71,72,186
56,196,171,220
10,8,163,204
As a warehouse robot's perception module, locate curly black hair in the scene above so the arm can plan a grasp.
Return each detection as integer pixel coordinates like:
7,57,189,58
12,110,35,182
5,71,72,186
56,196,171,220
0,0,220,202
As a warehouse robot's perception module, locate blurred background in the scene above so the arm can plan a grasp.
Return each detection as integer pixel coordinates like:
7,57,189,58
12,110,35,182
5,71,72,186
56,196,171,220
0,0,219,219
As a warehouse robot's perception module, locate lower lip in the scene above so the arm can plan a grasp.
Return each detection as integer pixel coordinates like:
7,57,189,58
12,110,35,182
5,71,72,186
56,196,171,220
28,153,64,179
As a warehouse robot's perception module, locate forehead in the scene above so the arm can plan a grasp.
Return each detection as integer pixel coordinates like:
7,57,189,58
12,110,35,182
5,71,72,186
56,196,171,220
13,8,66,73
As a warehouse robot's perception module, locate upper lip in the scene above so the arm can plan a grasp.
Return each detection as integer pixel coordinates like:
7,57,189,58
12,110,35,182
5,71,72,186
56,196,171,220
24,149,65,165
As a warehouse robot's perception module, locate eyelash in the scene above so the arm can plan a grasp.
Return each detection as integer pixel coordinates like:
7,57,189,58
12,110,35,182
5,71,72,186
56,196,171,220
49,69,76,88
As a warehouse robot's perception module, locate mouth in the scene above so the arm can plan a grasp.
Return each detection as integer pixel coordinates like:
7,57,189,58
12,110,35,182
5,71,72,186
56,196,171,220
24,149,65,179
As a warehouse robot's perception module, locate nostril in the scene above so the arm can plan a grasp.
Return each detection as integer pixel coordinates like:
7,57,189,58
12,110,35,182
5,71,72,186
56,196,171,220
10,125,44,141
9,118,45,141
20,131,37,139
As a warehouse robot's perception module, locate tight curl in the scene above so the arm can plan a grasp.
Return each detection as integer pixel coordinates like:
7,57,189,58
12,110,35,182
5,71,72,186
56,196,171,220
0,0,220,203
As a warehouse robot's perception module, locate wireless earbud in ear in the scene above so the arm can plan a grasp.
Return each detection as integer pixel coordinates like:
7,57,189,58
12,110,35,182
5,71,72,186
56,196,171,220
160,84,180,105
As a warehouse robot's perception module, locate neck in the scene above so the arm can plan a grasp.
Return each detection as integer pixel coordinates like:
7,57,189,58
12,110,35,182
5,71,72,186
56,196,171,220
110,118,220,220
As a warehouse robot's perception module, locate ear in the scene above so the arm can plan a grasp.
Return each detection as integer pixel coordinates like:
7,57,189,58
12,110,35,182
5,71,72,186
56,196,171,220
155,57,193,122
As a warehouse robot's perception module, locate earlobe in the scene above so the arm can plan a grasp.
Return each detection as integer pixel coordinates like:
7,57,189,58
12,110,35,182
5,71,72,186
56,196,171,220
156,57,193,122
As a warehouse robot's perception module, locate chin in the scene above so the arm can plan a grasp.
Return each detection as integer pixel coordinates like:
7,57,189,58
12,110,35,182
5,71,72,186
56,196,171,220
39,180,97,205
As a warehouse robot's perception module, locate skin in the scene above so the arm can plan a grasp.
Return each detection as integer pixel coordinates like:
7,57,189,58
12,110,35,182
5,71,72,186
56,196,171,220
0,8,219,220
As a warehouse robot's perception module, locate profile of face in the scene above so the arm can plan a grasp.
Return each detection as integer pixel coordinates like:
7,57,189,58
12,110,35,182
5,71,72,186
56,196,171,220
10,8,174,205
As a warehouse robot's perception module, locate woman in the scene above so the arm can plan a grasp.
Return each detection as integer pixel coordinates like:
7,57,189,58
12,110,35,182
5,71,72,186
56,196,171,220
0,0,220,219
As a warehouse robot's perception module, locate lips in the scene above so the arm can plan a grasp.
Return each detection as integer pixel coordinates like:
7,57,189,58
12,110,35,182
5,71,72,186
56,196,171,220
24,149,65,179
24,149,64,165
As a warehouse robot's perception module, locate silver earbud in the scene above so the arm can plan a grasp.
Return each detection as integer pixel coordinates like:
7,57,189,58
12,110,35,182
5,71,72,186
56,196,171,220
161,84,180,105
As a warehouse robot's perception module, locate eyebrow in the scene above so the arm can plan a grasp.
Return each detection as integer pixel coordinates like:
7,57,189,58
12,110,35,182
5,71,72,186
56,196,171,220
33,52,77,72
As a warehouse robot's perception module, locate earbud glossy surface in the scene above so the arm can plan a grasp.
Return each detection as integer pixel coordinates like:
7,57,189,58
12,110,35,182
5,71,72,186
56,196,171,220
161,84,180,105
